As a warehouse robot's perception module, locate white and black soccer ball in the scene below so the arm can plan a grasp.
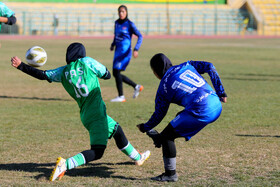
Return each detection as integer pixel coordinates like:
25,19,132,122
25,46,47,67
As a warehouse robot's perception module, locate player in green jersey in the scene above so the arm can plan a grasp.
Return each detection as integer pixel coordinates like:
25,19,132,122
11,42,150,181
0,2,17,31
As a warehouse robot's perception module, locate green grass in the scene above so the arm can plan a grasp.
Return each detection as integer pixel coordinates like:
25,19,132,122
0,37,279,186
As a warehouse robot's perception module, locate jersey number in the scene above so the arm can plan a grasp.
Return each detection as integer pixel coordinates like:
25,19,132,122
69,76,89,98
171,70,205,94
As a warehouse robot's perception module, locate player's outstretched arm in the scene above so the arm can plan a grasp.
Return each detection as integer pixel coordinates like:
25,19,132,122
0,17,8,23
11,56,21,68
11,56,49,81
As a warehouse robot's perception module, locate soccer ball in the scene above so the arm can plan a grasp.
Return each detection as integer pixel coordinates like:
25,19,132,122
25,46,47,67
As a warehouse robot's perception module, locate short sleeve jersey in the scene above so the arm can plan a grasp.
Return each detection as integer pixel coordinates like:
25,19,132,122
45,57,107,109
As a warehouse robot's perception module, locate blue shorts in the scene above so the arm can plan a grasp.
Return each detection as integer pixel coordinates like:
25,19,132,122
113,45,132,71
170,102,222,141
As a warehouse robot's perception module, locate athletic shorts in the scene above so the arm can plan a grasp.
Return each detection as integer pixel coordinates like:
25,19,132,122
80,101,118,146
113,45,132,71
170,102,222,141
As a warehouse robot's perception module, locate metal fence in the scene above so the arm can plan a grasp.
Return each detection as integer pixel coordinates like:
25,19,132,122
2,6,251,36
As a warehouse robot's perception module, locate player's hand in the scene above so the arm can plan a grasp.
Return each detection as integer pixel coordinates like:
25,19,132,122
11,56,22,68
110,45,114,51
133,50,138,58
137,123,145,133
146,129,162,148
220,97,227,103
136,124,142,131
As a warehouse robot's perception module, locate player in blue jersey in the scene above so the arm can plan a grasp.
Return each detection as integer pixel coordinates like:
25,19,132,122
137,53,227,182
110,5,143,102
0,2,16,31
11,43,150,181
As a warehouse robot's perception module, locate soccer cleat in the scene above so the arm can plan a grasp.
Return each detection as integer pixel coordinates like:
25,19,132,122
49,157,67,181
110,95,126,102
133,85,143,98
151,173,178,182
135,150,151,166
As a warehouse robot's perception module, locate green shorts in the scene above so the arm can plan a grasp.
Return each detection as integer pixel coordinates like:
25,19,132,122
88,115,118,146
80,100,118,146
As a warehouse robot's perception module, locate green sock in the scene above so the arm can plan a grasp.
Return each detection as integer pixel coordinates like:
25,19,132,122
120,142,141,161
66,153,86,170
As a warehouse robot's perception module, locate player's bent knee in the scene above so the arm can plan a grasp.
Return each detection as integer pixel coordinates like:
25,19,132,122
94,148,105,160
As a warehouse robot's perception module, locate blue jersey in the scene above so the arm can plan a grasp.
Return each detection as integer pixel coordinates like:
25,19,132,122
143,61,226,131
111,19,142,70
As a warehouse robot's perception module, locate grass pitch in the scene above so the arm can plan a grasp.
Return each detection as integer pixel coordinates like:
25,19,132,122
0,36,279,186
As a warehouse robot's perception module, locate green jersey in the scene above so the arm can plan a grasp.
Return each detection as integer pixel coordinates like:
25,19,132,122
0,2,15,31
45,57,117,146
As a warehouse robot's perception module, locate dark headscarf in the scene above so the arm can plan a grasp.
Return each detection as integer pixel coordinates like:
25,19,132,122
66,42,86,64
150,53,173,79
117,5,128,24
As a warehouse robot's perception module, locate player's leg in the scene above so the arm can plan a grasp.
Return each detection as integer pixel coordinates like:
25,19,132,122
120,73,143,98
68,145,106,169
58,110,111,178
120,73,136,88
151,123,180,182
146,110,184,148
107,115,148,163
152,109,217,182
111,69,126,102
112,48,142,99
113,125,150,166
49,146,106,182
50,111,109,181
113,69,124,96
151,111,198,182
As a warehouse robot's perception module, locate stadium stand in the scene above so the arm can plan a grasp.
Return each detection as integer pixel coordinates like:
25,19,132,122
251,0,280,35
5,0,227,4
228,0,280,36
3,2,250,36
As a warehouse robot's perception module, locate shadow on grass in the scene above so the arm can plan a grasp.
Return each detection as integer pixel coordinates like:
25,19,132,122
236,134,280,138
0,162,53,180
67,162,138,180
238,73,280,78
223,73,280,82
0,161,138,181
223,77,279,81
0,95,70,101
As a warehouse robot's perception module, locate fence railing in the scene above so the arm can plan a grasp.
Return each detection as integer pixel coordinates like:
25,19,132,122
1,6,250,36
